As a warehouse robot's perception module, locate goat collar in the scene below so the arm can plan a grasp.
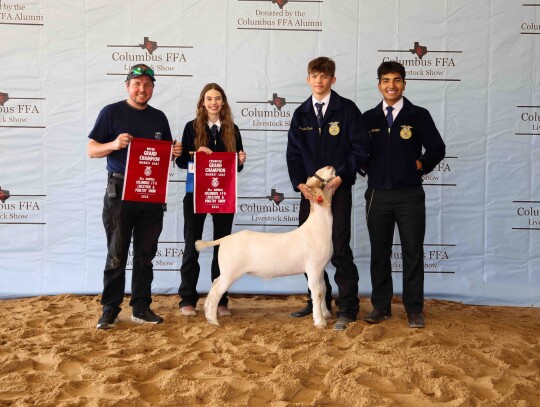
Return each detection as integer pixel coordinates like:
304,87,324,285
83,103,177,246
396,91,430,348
313,173,335,187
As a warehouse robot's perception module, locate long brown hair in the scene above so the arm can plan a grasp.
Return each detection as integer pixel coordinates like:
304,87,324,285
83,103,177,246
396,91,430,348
193,83,236,152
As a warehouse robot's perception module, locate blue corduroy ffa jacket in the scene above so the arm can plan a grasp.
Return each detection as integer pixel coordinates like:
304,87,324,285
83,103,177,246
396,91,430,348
363,97,446,190
286,90,369,191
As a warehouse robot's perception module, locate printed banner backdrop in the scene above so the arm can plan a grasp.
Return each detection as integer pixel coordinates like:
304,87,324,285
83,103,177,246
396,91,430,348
0,0,538,306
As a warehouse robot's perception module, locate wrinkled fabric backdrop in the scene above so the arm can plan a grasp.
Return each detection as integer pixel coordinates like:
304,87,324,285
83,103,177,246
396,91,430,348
0,0,538,306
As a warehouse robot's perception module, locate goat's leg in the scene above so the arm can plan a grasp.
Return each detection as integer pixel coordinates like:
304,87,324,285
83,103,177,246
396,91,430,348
204,277,222,326
307,272,327,328
320,286,331,319
204,273,238,326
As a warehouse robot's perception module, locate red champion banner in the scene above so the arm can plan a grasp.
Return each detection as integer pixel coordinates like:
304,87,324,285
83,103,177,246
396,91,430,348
194,152,237,213
122,138,173,203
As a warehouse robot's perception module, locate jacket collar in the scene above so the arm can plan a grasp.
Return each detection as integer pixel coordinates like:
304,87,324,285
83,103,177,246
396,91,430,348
300,89,343,113
374,96,416,120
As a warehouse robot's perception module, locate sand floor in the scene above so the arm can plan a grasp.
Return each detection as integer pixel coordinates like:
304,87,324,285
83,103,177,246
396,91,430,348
0,294,539,406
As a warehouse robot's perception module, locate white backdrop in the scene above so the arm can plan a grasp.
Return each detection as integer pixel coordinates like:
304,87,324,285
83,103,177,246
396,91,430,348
0,0,538,306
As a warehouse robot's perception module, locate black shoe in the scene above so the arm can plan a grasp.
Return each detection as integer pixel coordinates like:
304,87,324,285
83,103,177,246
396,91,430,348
96,309,120,330
131,308,164,324
407,312,425,328
334,316,355,331
363,308,392,324
290,305,313,318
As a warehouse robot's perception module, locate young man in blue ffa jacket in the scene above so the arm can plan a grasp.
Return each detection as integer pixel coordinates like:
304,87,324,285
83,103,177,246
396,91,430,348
286,56,369,331
362,61,445,328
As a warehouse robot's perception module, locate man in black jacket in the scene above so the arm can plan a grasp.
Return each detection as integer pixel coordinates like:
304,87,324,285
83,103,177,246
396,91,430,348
362,61,446,328
286,56,369,331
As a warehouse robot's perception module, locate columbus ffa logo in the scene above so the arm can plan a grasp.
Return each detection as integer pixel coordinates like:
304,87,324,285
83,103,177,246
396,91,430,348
410,42,428,59
400,125,413,139
211,178,219,188
328,122,340,136
0,92,9,106
272,0,289,9
0,186,10,203
268,93,287,111
139,37,158,54
144,166,152,176
266,189,285,205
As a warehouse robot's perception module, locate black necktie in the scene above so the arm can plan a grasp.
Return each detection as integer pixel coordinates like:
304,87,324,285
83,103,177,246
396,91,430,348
211,124,218,147
386,106,394,130
315,102,324,128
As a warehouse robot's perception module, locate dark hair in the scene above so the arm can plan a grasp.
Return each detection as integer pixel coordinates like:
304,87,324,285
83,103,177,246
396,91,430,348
307,57,336,77
193,83,236,152
377,61,406,82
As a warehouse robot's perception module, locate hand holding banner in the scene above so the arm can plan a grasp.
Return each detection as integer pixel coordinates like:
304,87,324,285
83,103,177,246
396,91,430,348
122,138,173,203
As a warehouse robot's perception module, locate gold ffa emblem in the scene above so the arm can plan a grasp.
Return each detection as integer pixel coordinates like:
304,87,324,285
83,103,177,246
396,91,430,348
328,122,340,136
400,125,413,139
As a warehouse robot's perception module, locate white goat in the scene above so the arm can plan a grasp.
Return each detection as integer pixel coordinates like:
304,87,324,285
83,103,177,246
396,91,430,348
195,166,336,328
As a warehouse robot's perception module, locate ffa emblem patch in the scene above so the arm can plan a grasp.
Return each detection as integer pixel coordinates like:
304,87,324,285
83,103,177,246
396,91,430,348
328,122,340,136
400,125,413,139
144,166,152,176
211,178,220,187
139,37,158,55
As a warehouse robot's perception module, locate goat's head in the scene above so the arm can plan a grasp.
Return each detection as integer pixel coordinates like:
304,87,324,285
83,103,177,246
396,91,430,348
306,166,336,189
306,166,336,207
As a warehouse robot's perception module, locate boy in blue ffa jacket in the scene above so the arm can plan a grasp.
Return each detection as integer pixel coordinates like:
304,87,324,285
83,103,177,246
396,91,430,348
286,56,369,331
362,61,445,328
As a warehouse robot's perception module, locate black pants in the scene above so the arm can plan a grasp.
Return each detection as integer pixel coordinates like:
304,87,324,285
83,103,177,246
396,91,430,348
101,176,164,314
179,193,234,308
365,186,425,314
300,185,359,319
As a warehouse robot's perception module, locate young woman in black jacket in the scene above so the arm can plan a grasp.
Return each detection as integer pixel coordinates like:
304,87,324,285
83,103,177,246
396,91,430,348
176,83,246,318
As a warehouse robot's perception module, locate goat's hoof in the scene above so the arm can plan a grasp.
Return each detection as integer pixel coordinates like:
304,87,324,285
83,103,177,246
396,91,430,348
206,317,220,326
314,321,327,329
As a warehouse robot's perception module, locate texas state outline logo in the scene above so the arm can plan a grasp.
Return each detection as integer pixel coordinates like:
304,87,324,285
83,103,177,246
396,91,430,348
272,0,289,9
0,92,9,106
410,42,428,59
267,188,285,205
139,37,158,54
268,93,287,111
